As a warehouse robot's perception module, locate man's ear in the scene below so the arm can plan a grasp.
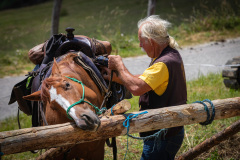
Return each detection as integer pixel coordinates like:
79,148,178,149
23,90,41,101
51,58,61,77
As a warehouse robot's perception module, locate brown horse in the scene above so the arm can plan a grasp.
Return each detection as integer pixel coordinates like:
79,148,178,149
24,53,105,159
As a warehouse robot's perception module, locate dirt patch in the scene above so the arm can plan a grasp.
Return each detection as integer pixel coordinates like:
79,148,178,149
197,133,240,159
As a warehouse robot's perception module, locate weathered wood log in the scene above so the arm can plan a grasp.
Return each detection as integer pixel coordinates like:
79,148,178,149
176,119,240,160
36,100,131,160
0,97,240,155
103,99,131,116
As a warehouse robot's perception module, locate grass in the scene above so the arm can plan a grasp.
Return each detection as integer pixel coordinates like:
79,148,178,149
0,0,240,77
1,73,240,159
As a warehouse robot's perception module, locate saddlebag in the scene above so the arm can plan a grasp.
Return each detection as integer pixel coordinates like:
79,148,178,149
8,76,33,115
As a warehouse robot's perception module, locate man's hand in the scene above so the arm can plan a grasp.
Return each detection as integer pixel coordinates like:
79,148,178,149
108,55,124,71
101,67,122,84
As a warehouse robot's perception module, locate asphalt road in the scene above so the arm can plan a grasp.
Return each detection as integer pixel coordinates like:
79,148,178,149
0,37,240,121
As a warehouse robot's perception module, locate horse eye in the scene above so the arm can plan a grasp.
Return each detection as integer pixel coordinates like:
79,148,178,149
66,82,70,88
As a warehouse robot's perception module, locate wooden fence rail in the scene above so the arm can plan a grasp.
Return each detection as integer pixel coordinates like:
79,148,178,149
0,97,240,155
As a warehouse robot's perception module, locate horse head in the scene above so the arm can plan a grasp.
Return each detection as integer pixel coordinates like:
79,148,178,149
24,54,103,131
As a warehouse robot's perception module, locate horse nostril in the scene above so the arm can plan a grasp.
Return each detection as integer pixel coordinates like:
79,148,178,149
81,114,100,125
82,114,92,123
76,113,101,131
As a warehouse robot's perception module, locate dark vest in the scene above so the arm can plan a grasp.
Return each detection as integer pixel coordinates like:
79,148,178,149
139,46,187,138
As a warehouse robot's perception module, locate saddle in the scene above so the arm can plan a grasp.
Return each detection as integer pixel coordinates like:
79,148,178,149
28,28,112,65
9,27,131,123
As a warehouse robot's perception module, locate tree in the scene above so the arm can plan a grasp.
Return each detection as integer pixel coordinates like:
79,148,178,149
51,0,62,35
147,0,156,17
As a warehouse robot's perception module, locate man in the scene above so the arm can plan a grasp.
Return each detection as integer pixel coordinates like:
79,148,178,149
103,15,187,160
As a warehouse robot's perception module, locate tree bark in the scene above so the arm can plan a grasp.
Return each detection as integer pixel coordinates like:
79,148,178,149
147,0,156,17
1,97,240,155
176,119,240,160
51,0,62,35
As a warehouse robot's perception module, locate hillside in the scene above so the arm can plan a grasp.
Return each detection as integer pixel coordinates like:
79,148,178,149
0,0,239,77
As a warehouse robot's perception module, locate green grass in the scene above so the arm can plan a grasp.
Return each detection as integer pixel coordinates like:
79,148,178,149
1,0,240,77
1,73,239,159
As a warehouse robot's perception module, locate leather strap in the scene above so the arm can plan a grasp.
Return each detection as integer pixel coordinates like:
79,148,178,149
17,108,21,129
100,70,113,109
106,137,117,160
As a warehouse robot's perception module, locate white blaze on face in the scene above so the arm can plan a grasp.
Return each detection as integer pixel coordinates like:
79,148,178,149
49,86,78,120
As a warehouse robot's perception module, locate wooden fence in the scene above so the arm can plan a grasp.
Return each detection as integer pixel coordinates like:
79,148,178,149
0,97,240,156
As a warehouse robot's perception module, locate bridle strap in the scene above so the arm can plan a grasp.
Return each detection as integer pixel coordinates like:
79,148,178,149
65,76,102,120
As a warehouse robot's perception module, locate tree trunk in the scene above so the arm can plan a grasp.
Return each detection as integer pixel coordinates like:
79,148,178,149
147,0,156,17
51,0,62,35
0,97,240,155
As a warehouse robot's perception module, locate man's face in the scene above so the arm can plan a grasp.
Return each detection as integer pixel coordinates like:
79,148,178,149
138,29,153,58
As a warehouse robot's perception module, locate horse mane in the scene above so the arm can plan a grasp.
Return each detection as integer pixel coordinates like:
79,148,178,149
58,53,77,66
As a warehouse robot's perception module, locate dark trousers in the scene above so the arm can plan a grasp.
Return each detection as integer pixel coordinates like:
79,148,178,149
140,128,184,160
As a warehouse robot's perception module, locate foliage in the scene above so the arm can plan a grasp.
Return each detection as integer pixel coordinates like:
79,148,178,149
184,0,240,32
93,6,140,57
1,0,240,77
0,49,34,77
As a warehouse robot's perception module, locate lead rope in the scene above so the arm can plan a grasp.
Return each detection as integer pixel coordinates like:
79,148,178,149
122,111,168,160
194,99,215,125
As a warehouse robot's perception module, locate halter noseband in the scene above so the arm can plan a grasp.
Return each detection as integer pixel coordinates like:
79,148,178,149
65,76,102,120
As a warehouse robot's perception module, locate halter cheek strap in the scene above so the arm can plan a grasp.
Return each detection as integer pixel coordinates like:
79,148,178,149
65,76,102,120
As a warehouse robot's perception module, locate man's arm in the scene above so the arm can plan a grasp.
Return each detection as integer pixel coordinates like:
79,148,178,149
105,55,152,96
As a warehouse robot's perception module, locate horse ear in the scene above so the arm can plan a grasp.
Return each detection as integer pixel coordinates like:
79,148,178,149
23,90,41,101
51,58,61,77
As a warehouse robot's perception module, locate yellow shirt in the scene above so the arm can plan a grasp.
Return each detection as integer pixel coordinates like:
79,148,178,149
139,61,169,96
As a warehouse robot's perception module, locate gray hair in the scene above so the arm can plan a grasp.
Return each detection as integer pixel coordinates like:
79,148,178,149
137,15,178,49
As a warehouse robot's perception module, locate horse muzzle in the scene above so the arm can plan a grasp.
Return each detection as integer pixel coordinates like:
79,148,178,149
74,108,101,131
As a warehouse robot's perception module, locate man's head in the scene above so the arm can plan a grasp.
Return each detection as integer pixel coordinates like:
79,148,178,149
138,15,178,57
